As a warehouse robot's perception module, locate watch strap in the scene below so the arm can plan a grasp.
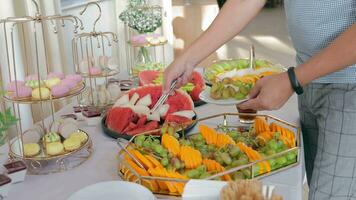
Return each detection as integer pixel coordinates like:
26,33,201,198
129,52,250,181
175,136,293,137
287,67,304,95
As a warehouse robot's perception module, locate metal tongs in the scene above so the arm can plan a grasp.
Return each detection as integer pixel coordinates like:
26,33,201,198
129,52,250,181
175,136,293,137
150,79,178,113
249,44,256,70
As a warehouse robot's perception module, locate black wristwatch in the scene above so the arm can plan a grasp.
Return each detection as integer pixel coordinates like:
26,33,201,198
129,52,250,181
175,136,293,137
287,67,304,95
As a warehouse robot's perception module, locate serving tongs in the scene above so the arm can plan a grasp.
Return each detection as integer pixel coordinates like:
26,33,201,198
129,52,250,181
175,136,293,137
150,79,178,113
249,45,256,70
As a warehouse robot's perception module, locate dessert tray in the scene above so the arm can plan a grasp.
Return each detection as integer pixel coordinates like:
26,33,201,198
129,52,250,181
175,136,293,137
117,113,300,196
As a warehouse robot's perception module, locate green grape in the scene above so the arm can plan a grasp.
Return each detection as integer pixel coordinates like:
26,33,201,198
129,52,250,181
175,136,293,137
161,124,168,134
242,169,251,179
276,156,287,166
168,126,175,135
161,157,169,166
286,152,297,161
231,158,249,167
215,153,224,165
195,141,205,149
268,159,277,167
152,139,160,145
267,139,278,151
171,158,182,169
159,150,168,158
187,169,200,179
232,171,244,180
199,172,212,179
191,134,204,142
207,144,216,152
266,149,276,156
227,131,238,140
196,165,207,173
221,152,232,165
234,92,246,100
142,140,151,148
229,146,241,157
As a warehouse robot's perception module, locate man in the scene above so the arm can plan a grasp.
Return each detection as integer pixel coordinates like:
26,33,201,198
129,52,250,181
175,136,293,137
163,0,356,199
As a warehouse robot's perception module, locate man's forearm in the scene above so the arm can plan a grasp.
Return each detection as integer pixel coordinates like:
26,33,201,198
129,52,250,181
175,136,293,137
296,24,356,86
181,0,266,66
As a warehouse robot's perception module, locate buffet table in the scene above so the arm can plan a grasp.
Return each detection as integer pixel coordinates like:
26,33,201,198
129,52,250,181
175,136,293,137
6,94,303,200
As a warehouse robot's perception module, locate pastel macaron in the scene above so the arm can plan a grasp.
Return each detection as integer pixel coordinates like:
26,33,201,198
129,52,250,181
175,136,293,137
47,72,65,80
51,84,70,98
45,77,61,89
65,74,82,83
10,86,32,99
25,74,40,81
61,78,78,90
32,87,51,100
6,81,25,92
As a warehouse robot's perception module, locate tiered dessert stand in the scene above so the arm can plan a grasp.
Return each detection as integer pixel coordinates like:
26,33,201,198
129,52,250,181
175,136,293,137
0,0,93,174
72,2,120,110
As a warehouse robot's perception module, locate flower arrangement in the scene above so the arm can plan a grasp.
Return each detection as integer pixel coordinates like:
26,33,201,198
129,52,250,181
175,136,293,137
119,0,162,34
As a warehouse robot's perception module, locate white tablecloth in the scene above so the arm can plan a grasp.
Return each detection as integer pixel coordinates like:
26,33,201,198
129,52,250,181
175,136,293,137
7,94,303,200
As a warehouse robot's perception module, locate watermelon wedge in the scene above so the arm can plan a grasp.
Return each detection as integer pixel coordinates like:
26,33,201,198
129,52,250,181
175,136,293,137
138,70,206,102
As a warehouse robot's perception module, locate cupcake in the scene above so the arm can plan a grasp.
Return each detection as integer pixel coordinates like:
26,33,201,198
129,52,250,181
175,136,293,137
25,80,45,89
63,138,81,151
32,87,51,100
5,81,25,92
89,67,102,75
61,79,78,90
45,77,61,89
47,72,65,80
65,74,82,83
51,84,70,98
46,142,64,156
24,143,40,157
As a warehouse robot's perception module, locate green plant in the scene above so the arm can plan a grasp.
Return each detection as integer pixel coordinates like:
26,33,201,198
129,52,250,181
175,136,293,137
0,108,18,145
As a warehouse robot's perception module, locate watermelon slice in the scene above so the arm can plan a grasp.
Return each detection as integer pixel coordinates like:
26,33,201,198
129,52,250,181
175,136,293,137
137,116,147,127
190,71,205,88
165,115,192,124
190,84,203,102
122,122,138,133
138,70,160,86
106,107,136,133
126,121,159,136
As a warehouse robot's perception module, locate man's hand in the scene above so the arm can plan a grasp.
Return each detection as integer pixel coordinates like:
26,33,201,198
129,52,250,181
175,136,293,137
163,57,195,92
237,72,294,111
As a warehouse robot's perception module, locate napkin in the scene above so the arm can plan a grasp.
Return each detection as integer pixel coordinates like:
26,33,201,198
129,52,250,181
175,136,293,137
182,180,227,200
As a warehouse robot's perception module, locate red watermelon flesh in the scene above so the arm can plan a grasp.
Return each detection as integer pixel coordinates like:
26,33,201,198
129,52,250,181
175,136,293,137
126,120,159,136
190,85,203,101
122,122,138,133
137,116,147,127
165,114,192,124
138,70,160,86
190,71,205,88
106,107,136,133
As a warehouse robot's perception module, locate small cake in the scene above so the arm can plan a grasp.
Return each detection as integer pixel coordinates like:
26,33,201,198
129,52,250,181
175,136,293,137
65,74,82,83
51,84,70,98
47,72,65,80
148,38,160,45
25,74,40,81
24,143,41,157
5,81,25,92
63,138,81,151
43,132,61,144
45,77,61,88
3,160,27,183
158,36,167,43
46,142,64,156
9,86,32,99
69,131,88,144
32,87,51,100
61,79,78,90
25,80,45,89
89,67,102,75
0,174,12,198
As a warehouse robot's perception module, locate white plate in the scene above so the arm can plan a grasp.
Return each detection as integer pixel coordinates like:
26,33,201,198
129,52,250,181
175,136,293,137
199,87,248,105
68,181,156,200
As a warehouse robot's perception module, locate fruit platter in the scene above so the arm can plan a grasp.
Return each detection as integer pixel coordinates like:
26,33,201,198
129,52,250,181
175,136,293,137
138,70,206,106
204,58,286,85
200,59,286,105
117,113,300,196
102,85,197,140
